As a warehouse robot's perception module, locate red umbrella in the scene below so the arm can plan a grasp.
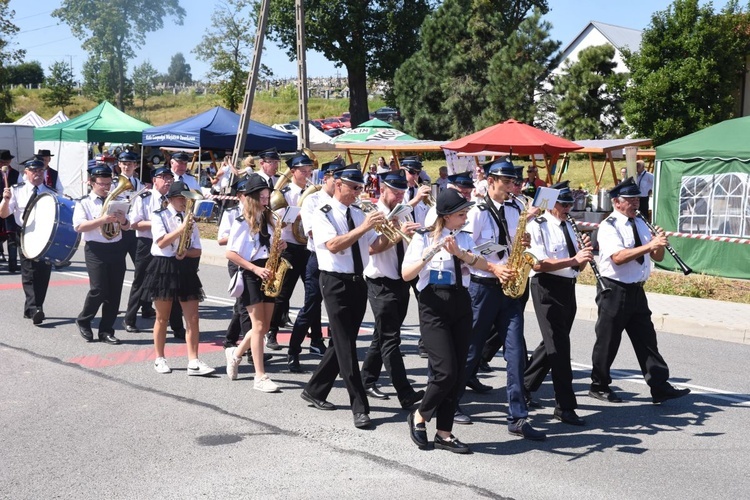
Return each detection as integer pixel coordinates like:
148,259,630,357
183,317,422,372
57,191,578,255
443,119,582,156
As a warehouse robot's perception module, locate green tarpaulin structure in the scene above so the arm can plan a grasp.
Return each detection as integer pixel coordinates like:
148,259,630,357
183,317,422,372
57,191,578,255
655,116,750,279
332,118,417,143
34,101,150,143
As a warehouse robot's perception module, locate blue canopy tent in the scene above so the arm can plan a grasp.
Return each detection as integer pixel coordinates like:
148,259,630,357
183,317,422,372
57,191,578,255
141,106,296,152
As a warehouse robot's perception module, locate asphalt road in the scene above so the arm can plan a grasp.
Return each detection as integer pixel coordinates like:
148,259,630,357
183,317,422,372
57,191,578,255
2,249,749,500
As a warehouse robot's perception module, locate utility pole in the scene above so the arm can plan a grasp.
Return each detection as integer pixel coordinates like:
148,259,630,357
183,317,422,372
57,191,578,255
295,0,309,149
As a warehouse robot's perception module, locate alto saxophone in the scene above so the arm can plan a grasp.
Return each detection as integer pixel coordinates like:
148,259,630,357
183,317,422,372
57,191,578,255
501,195,539,299
176,190,204,257
261,209,292,298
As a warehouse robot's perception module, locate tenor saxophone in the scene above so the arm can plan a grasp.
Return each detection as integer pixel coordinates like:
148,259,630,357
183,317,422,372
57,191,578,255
501,195,538,299
261,209,292,298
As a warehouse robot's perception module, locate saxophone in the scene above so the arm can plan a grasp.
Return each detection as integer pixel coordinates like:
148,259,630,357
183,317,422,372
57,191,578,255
176,190,204,257
501,195,539,299
261,209,292,298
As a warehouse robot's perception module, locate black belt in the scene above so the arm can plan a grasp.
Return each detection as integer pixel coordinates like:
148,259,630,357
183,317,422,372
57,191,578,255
602,277,645,288
428,283,461,290
470,275,502,286
366,276,403,284
321,270,364,282
533,274,576,284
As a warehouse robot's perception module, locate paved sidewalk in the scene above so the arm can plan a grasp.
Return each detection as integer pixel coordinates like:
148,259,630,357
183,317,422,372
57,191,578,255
200,238,750,345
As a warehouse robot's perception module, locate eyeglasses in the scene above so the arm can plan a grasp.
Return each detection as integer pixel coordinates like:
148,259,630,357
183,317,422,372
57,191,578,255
95,181,113,187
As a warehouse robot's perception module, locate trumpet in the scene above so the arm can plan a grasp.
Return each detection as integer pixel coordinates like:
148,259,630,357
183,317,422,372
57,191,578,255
636,210,692,275
419,178,436,207
360,200,412,245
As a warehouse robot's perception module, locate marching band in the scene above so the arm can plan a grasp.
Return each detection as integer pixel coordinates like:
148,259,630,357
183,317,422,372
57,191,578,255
1,149,693,455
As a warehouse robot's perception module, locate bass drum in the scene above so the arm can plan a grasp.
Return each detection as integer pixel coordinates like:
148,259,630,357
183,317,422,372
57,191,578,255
20,192,81,265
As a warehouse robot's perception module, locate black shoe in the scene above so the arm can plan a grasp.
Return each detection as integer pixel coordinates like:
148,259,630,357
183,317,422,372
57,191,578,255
652,385,691,404
508,418,546,441
353,412,372,429
223,341,238,349
124,324,140,333
434,434,471,454
246,351,273,363
301,390,336,411
418,348,429,359
141,309,156,319
400,390,425,409
76,320,94,342
408,411,428,449
525,391,542,409
466,377,492,394
287,354,305,373
453,407,472,425
99,333,122,345
478,361,492,373
265,330,281,350
365,385,390,400
172,329,186,340
309,338,327,357
588,388,623,403
32,308,45,326
553,408,586,426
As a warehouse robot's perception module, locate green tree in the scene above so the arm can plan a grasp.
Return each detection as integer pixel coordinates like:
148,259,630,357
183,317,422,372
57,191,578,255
53,0,185,111
553,44,627,140
482,8,560,128
7,61,44,86
623,0,750,145
0,0,25,121
42,61,76,112
194,0,265,111
132,60,159,108
394,0,549,140
82,54,134,107
266,0,433,127
166,52,192,86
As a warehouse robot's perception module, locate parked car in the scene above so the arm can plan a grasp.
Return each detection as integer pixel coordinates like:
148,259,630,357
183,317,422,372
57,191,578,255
324,128,346,138
372,106,401,123
310,119,325,131
271,123,298,134
321,117,344,130
337,115,351,128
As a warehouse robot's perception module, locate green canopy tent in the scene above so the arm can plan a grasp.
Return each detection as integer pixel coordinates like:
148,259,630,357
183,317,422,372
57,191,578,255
332,118,417,143
34,101,151,197
655,116,750,279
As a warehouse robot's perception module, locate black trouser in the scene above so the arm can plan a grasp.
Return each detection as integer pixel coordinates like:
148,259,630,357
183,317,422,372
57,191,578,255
225,260,251,345
481,278,530,364
121,229,137,266
270,243,309,331
305,271,369,415
591,277,670,393
523,274,578,410
361,276,413,403
288,251,323,355
124,237,154,326
20,252,52,317
417,285,472,433
78,241,127,334
6,222,19,272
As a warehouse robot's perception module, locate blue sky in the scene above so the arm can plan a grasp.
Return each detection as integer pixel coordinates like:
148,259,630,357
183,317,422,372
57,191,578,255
9,0,733,81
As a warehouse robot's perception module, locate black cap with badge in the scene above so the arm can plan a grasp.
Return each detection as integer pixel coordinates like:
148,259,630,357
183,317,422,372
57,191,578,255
436,189,474,216
609,177,641,198
550,180,574,203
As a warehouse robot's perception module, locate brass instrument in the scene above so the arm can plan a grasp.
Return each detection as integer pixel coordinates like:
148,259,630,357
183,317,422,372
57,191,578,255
418,178,435,207
501,195,539,299
292,183,321,244
261,209,292,297
270,168,293,211
360,200,412,245
636,210,692,275
101,174,134,240
176,189,204,258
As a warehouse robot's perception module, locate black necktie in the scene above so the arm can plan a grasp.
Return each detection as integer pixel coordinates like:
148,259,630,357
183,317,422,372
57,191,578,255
396,239,405,275
160,195,168,209
97,196,106,203
176,212,184,223
23,186,39,220
629,218,645,264
268,177,275,189
453,254,464,289
561,221,580,272
408,186,415,200
346,207,363,275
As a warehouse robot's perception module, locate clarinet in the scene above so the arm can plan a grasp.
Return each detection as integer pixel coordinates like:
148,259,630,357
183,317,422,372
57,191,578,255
635,211,692,275
565,214,610,294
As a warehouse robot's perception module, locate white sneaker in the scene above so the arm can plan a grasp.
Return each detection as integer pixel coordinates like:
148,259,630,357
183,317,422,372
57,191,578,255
154,357,171,374
225,347,241,380
253,374,279,393
187,359,215,376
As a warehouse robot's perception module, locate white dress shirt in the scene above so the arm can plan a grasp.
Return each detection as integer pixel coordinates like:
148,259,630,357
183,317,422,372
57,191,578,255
6,182,55,226
301,189,331,252
218,205,242,241
171,171,200,191
130,188,167,239
226,215,273,263
465,197,517,277
150,205,201,257
277,182,305,245
527,211,581,279
364,199,406,280
311,198,377,273
403,228,473,291
403,184,430,226
597,209,653,283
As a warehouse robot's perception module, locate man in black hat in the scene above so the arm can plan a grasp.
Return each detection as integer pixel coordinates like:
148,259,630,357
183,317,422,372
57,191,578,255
401,157,431,226
72,165,129,345
169,152,200,191
360,170,424,408
34,149,64,194
589,177,690,404
0,159,56,323
113,151,145,265
301,165,392,429
522,181,592,426
265,153,314,351
256,148,280,190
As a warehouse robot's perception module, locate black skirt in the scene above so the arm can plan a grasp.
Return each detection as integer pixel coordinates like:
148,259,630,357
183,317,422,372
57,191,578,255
240,258,275,307
141,255,205,303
